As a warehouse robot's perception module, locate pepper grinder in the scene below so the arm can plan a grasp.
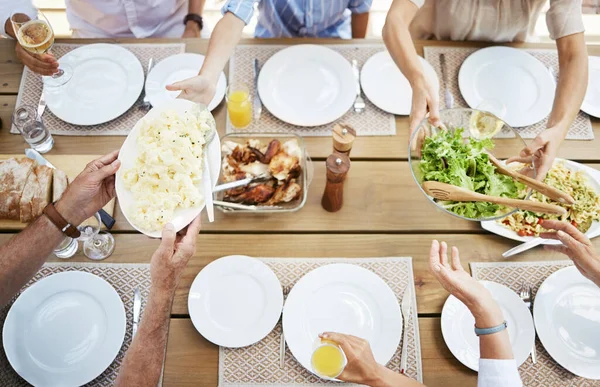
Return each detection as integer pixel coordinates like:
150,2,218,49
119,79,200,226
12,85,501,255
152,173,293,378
332,123,356,156
321,153,351,213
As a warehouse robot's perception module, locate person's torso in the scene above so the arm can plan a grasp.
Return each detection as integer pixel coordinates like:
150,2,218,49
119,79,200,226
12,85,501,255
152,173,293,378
254,0,354,39
66,0,187,38
410,0,547,42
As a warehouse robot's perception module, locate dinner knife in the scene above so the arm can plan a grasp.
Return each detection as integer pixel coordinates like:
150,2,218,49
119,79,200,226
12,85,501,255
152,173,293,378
203,152,215,222
37,92,47,120
133,287,141,338
400,284,413,375
440,54,454,109
253,59,262,121
25,149,116,229
502,237,544,258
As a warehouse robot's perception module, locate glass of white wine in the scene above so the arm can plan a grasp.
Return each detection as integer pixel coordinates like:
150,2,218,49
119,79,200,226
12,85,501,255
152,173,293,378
77,213,115,260
10,8,73,87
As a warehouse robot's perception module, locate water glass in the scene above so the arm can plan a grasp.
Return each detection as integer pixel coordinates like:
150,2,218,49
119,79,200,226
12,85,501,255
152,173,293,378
54,237,78,259
226,83,252,129
12,105,54,153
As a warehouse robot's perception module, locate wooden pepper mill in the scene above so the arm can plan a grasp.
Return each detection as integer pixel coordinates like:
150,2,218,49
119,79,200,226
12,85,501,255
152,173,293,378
321,153,351,213
332,123,356,156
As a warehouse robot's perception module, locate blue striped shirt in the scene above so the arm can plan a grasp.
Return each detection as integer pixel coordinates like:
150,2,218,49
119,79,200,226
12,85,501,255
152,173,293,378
223,0,372,39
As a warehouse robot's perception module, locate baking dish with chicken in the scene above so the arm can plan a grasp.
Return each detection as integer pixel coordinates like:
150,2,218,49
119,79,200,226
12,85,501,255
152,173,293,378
217,133,312,212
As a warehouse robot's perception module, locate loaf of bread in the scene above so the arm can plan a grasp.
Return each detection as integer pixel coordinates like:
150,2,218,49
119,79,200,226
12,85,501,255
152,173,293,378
0,158,35,220
20,165,53,223
52,169,68,202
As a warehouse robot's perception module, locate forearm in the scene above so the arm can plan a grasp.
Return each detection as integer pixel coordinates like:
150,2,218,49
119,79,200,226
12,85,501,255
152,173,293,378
188,0,205,15
115,286,175,386
472,303,514,360
382,1,422,87
548,33,588,134
367,364,425,387
351,12,369,39
198,12,245,83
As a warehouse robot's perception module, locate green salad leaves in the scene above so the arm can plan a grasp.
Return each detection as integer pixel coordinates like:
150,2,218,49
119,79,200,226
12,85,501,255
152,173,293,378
419,128,523,219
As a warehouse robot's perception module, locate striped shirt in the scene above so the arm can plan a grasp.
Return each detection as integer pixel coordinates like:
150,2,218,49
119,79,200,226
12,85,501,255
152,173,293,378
223,0,372,39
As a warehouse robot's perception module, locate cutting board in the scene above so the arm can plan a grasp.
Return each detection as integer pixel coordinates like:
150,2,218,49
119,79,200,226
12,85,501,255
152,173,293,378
0,154,116,230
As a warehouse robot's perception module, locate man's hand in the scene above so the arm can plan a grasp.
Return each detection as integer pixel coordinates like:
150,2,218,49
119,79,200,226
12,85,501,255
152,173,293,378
429,240,504,327
166,75,216,105
15,43,59,76
56,150,120,226
507,126,565,181
409,77,441,144
150,216,201,292
540,220,600,287
182,20,201,38
318,332,382,385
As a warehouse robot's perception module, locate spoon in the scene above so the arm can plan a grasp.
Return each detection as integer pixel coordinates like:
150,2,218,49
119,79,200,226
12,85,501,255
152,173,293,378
422,181,567,216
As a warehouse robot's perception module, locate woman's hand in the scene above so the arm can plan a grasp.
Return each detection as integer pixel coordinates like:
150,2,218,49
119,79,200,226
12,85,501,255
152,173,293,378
429,240,504,327
166,75,216,106
507,126,565,181
540,220,600,287
409,77,441,145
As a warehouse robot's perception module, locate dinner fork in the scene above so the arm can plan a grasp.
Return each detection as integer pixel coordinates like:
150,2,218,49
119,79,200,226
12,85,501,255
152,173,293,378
519,283,537,364
139,58,154,111
351,60,365,113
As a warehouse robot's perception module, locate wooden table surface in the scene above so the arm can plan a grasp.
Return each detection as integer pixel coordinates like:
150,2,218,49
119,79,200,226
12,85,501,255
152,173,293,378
1,38,599,386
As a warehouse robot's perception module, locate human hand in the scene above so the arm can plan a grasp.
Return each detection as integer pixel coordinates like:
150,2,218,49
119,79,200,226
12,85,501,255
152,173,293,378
409,77,441,146
429,240,504,327
15,41,59,76
507,126,565,181
182,20,201,38
166,75,216,106
540,220,600,287
318,332,382,385
150,216,201,292
56,150,120,226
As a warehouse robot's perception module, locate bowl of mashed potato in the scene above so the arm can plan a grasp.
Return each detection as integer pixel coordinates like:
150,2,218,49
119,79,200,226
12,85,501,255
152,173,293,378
116,99,221,237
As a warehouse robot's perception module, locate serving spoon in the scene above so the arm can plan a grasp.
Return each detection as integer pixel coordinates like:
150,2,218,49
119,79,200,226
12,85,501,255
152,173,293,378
486,152,575,205
422,181,567,216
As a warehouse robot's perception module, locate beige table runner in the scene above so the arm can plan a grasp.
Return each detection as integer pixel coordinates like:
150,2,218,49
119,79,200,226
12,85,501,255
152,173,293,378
219,257,422,386
12,43,185,136
470,260,600,386
0,262,152,386
423,46,594,140
227,44,396,137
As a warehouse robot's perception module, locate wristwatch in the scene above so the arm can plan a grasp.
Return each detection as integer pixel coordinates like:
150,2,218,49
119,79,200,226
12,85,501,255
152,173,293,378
43,202,81,238
184,13,203,31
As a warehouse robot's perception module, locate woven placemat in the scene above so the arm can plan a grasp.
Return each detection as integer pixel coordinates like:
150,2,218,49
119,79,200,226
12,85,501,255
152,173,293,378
0,261,152,386
423,46,594,140
12,43,185,136
469,260,600,386
227,44,396,137
219,257,422,386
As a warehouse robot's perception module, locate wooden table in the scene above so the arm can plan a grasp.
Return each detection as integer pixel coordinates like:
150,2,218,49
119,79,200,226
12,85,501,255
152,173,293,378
1,38,599,386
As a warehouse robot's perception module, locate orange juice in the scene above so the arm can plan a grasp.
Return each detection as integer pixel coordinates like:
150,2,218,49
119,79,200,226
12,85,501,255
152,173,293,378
227,89,252,129
311,343,345,378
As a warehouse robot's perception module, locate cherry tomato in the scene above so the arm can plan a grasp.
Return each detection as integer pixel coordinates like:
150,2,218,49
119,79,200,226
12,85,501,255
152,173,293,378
518,230,527,237
571,221,578,228
537,218,543,225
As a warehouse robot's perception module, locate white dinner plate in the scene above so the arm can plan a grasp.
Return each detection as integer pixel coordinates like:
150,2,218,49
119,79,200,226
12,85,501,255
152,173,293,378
188,255,283,348
441,281,535,372
115,99,221,238
360,51,439,115
458,46,555,127
145,53,227,111
257,45,355,127
481,158,600,244
581,56,600,118
3,272,125,387
44,43,144,125
535,266,600,379
283,264,401,378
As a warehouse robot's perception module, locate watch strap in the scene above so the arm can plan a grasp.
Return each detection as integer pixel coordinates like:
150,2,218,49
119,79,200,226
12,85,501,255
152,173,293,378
184,13,203,30
43,202,81,238
474,320,508,336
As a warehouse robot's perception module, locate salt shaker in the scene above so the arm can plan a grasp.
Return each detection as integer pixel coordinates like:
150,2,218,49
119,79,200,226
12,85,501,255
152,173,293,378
321,153,351,213
332,123,356,156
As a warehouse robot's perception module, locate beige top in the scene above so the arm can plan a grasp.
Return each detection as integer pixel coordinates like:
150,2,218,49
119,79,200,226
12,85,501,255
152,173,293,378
409,0,585,42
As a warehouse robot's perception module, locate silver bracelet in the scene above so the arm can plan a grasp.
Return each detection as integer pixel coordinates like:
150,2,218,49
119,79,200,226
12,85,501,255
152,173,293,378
474,320,508,336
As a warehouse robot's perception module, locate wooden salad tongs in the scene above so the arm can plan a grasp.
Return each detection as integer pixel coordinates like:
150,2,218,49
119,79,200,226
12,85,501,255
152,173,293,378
486,152,575,205
422,181,567,216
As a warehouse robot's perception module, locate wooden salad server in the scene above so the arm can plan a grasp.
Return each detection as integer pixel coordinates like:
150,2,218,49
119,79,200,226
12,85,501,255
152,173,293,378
487,152,575,205
422,181,567,216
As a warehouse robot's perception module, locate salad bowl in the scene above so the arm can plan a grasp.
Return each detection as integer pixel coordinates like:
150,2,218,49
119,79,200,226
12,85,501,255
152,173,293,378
408,108,535,222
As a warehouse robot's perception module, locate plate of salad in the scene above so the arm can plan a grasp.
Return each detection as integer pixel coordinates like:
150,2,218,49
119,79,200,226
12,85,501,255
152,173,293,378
481,159,600,243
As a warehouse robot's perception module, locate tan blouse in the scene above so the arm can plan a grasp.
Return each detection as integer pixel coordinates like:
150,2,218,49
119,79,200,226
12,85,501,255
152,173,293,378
408,0,585,42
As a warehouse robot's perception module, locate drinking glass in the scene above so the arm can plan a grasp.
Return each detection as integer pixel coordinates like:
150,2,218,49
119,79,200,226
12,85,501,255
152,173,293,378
10,8,72,87
226,83,252,129
12,105,54,153
54,237,78,259
78,212,115,260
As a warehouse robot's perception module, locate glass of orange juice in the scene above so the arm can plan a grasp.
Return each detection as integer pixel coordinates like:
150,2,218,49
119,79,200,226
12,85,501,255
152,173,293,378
311,338,347,379
226,83,252,129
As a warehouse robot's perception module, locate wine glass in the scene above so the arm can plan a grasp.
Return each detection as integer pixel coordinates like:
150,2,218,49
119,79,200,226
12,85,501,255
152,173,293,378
10,8,73,87
77,213,115,260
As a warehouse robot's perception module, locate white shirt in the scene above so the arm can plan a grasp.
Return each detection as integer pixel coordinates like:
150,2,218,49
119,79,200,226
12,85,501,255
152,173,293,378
479,359,523,387
1,0,188,38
